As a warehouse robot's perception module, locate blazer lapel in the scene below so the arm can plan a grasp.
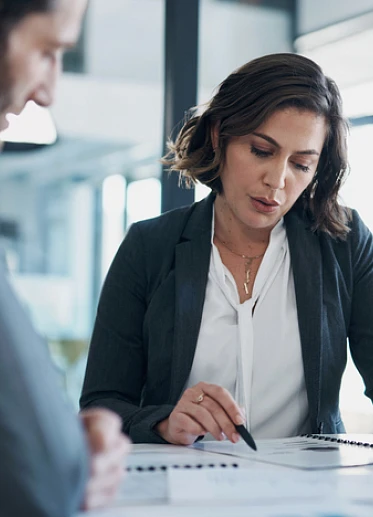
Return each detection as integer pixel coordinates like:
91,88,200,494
285,211,323,426
168,194,214,403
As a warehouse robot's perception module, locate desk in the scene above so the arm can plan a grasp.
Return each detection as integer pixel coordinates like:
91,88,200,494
79,441,373,517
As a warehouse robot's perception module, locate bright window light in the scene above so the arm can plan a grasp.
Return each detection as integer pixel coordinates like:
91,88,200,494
126,178,161,228
0,101,57,145
340,125,373,232
101,174,126,280
194,181,211,202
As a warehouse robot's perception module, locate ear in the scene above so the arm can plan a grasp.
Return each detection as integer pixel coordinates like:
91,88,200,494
211,123,220,150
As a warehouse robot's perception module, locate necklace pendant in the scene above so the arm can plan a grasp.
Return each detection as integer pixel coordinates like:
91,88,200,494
243,282,249,295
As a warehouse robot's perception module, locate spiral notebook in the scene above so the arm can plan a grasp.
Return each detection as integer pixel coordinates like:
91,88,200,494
193,434,373,470
125,443,242,472
114,444,246,506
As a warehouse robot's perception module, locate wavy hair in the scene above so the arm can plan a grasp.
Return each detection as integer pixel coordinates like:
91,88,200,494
162,53,350,238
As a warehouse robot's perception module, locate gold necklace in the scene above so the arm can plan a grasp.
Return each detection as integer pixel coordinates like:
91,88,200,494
215,235,265,295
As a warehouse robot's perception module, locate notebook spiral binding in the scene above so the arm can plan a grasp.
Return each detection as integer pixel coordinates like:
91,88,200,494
301,434,373,448
126,462,240,473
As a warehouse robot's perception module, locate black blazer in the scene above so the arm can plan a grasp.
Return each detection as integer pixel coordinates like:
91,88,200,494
81,193,373,443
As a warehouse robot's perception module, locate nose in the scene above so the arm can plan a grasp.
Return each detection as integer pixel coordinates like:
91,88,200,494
30,54,62,108
263,157,286,191
32,86,54,107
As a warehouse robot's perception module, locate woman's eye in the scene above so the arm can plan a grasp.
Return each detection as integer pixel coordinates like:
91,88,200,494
294,163,311,173
250,145,271,158
43,50,55,60
43,49,62,62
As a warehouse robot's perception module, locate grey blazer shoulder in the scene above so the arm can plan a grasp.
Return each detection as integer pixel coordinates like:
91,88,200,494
81,193,373,440
0,267,88,517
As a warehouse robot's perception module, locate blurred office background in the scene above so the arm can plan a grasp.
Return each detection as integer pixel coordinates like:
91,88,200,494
1,0,373,430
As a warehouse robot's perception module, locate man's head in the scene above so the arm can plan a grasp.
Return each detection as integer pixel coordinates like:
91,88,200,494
0,0,87,131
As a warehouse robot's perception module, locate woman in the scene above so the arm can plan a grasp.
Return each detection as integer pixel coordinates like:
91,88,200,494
81,53,373,446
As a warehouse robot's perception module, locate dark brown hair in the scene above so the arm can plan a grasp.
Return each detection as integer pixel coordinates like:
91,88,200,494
163,53,350,238
0,0,56,20
0,0,57,46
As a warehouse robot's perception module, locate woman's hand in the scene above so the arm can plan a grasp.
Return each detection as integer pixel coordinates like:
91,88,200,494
155,382,245,445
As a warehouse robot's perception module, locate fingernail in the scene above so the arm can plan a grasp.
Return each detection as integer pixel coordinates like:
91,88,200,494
218,432,225,441
239,406,246,418
235,414,245,425
232,433,240,443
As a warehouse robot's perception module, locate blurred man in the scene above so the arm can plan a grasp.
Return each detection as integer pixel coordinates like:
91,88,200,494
0,1,130,516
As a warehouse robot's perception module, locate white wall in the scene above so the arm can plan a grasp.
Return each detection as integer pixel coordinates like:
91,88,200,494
86,0,165,83
53,0,292,144
199,1,292,95
86,0,164,82
52,74,164,146
297,0,373,35
296,0,373,108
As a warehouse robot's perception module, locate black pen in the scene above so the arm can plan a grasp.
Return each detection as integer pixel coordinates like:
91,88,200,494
235,424,257,451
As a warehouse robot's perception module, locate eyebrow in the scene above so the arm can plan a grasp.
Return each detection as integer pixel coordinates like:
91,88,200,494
252,132,320,156
62,41,76,50
47,38,76,50
59,40,76,50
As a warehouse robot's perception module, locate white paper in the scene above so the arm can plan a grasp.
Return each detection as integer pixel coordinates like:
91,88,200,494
193,436,373,469
168,467,326,503
77,497,373,517
168,466,373,505
75,441,373,517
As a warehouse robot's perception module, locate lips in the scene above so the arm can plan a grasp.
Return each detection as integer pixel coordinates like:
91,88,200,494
251,196,280,214
8,106,24,117
253,197,280,207
0,116,10,132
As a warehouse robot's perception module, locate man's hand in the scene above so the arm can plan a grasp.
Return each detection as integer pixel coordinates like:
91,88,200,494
79,408,131,510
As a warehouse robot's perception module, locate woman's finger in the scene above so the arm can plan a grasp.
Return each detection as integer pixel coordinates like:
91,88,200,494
175,399,225,441
168,412,207,445
198,395,240,442
197,382,245,426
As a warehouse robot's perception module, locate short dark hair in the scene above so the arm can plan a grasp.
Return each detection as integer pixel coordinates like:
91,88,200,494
0,0,57,46
0,0,56,19
162,53,350,238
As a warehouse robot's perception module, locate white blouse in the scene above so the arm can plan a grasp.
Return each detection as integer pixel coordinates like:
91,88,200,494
185,212,310,439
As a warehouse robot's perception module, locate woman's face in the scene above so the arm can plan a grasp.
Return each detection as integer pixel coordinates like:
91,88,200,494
216,108,327,234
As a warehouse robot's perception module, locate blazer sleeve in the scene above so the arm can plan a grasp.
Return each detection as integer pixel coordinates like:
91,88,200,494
0,268,88,517
80,222,174,443
347,210,373,402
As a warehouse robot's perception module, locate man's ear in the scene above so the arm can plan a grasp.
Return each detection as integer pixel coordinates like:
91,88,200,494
211,123,220,150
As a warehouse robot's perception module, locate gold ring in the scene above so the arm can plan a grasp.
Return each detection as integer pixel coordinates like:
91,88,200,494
195,392,204,404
